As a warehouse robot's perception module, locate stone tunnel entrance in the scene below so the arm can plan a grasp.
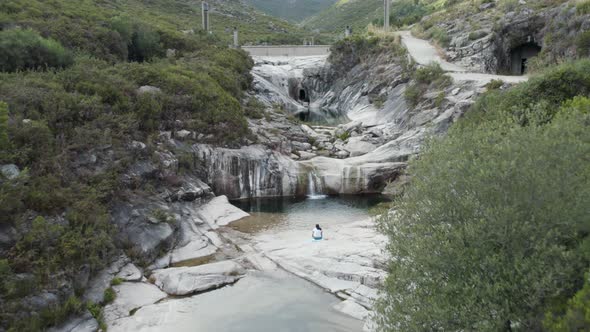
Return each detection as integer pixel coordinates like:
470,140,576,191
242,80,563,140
298,89,309,102
509,42,541,75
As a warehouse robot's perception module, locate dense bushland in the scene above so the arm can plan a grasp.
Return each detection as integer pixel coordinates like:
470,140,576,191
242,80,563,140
0,29,73,72
0,0,259,329
377,60,590,331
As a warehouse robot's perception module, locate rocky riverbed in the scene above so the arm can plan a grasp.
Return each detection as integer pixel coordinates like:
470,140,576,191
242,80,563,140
50,33,527,331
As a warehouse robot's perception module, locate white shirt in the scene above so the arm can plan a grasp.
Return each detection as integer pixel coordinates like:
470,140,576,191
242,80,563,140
312,228,322,238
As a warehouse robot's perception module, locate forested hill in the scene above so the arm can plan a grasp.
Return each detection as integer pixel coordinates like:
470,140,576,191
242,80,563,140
303,0,382,33
245,0,337,22
0,0,309,330
0,0,315,46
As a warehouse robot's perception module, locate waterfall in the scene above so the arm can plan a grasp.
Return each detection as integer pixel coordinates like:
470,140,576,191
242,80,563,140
307,171,327,199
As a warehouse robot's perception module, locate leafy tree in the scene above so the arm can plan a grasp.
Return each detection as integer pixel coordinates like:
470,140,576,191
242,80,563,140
544,271,590,331
376,99,590,331
0,29,73,72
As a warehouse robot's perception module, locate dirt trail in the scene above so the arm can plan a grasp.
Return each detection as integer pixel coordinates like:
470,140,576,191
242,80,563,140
398,31,528,86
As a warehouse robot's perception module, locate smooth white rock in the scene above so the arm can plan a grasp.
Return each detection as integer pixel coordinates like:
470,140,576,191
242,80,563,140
343,137,377,157
116,263,142,281
151,260,245,296
197,195,250,229
334,298,370,320
104,282,167,326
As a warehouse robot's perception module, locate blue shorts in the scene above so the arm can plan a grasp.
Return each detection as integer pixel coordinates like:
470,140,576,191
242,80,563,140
313,236,323,240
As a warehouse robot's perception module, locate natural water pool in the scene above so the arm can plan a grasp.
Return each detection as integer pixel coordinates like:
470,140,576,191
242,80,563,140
116,196,387,332
230,195,388,234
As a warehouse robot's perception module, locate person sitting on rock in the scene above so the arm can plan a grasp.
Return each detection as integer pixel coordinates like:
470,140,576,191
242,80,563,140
312,224,323,240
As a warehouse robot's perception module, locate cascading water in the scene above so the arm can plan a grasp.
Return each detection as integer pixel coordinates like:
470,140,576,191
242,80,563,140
307,171,327,199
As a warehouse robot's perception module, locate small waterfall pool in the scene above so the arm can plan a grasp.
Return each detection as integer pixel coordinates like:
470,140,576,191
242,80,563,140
230,195,388,234
298,108,350,126
122,196,389,332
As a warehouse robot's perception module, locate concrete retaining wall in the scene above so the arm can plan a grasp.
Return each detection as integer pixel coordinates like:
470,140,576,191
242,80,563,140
242,45,330,57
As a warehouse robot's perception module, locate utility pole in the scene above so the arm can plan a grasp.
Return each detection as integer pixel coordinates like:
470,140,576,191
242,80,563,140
384,0,390,31
233,27,238,47
202,2,210,32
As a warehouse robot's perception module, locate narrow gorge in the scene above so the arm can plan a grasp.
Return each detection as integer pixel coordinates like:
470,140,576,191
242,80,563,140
45,33,516,332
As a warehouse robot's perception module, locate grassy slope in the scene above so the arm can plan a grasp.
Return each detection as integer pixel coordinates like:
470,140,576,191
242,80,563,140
303,0,382,33
0,0,291,330
0,0,318,46
245,0,337,22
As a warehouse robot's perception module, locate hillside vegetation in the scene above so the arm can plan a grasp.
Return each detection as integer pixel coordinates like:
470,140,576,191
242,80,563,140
245,0,337,22
0,0,267,330
377,59,590,331
0,0,318,47
303,0,382,33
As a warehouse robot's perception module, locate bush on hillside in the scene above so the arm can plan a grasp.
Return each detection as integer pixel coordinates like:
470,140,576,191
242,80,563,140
373,0,429,28
0,29,73,72
576,30,590,57
468,59,590,126
111,16,164,62
0,102,8,153
404,63,452,108
544,270,590,331
376,97,590,331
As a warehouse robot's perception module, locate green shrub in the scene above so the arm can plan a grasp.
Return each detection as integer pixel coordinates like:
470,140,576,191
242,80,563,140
577,0,590,15
405,63,452,108
428,27,451,47
86,302,107,331
372,0,429,28
376,98,590,331
414,63,445,84
0,29,73,72
111,277,123,286
404,83,424,108
244,98,266,119
499,0,519,11
0,102,8,153
336,131,351,141
485,79,504,90
576,30,590,57
469,59,590,126
103,287,116,304
544,271,590,331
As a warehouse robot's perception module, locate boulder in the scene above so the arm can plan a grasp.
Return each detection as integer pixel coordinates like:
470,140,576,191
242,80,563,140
151,260,245,296
300,124,319,137
104,282,167,323
292,141,312,151
298,151,317,160
342,137,377,157
83,256,129,304
137,86,161,94
335,150,349,159
197,195,249,229
1,164,20,179
48,311,99,332
116,263,142,282
175,130,191,140
129,141,146,150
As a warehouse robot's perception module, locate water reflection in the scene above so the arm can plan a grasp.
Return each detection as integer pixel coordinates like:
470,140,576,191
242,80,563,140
297,108,350,126
230,195,389,234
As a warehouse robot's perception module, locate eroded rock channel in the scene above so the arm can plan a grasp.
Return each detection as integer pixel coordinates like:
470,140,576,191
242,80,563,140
58,39,502,331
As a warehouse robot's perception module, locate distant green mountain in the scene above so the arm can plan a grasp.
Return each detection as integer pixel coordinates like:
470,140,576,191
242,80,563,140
303,0,382,33
245,0,338,22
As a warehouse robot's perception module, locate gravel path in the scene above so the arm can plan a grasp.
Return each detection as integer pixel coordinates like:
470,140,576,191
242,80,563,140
398,31,528,85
